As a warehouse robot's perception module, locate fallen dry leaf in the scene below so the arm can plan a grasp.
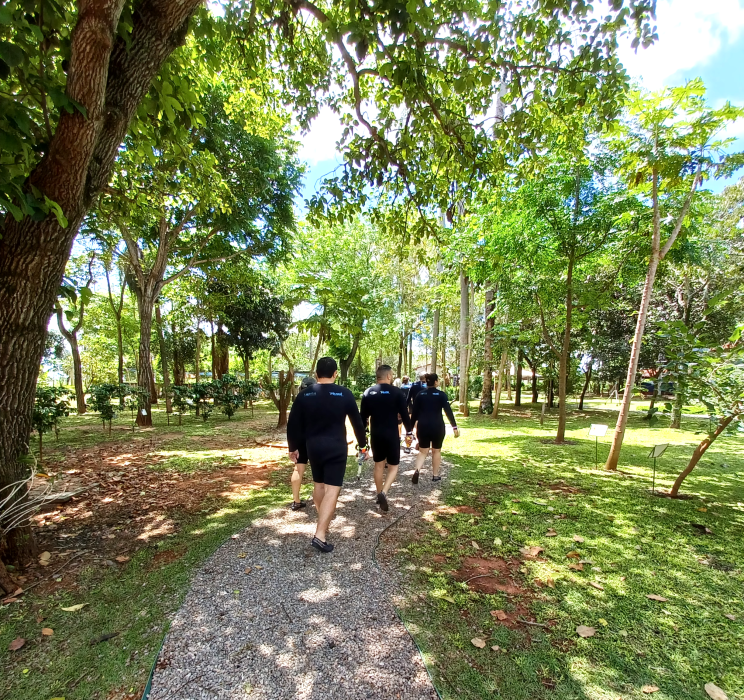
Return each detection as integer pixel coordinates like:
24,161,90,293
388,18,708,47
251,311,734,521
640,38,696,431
511,510,519,515
724,614,736,621
646,594,668,602
642,685,660,694
471,637,486,648
519,546,543,558
569,563,584,571
2,597,19,604
115,555,130,563
39,551,51,562
244,567,252,574
61,603,88,612
237,553,247,559
566,551,581,559
573,535,585,543
9,637,25,651
546,529,558,537
491,645,500,651
491,610,508,621
589,582,604,590
471,541,480,550
704,683,728,700
576,625,596,638
41,628,54,636
546,577,556,588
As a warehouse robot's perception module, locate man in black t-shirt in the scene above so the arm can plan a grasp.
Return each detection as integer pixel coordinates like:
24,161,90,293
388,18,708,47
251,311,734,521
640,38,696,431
287,357,367,553
360,365,413,512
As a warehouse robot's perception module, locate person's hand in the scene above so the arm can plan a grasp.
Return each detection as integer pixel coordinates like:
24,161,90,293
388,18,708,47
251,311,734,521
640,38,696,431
358,447,369,461
289,450,299,464
453,427,460,438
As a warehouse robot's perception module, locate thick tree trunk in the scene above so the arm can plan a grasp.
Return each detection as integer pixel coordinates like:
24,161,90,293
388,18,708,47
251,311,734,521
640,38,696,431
670,412,738,497
0,558,18,595
0,0,202,565
155,305,172,414
70,341,86,414
480,289,495,412
506,363,512,401
578,362,592,410
670,383,684,429
397,331,404,378
458,271,469,413
491,345,509,418
214,327,229,379
515,349,523,407
135,294,155,427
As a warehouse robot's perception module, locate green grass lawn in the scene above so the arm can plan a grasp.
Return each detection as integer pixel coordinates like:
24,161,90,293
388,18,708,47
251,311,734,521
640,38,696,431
390,402,744,700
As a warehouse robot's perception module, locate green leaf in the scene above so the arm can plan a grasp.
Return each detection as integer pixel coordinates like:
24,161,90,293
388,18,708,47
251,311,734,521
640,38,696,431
0,40,24,68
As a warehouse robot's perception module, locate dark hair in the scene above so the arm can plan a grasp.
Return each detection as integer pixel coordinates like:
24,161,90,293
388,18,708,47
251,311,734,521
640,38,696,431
425,373,438,387
376,364,393,380
316,356,338,379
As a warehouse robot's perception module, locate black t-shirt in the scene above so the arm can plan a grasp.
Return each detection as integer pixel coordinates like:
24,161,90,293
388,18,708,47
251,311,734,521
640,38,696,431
360,383,413,436
287,383,367,461
406,381,426,411
412,387,457,429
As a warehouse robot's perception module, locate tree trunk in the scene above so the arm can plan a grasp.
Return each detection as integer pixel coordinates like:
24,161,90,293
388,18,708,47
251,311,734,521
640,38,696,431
71,341,86,414
644,376,660,419
135,293,155,427
605,163,698,470
556,255,574,443
515,349,523,407
670,382,683,429
311,328,324,373
397,331,404,378
506,362,512,401
458,270,469,413
0,0,201,565
195,321,201,383
215,327,229,379
430,307,439,374
531,367,539,403
578,361,592,410
670,412,738,497
0,558,18,596
548,377,555,408
210,321,216,379
155,305,172,414
339,335,360,382
491,345,509,418
480,289,495,412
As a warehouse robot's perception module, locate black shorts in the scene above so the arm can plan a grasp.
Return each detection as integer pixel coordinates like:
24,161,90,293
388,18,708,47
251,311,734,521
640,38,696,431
370,430,400,466
417,424,445,449
309,456,347,487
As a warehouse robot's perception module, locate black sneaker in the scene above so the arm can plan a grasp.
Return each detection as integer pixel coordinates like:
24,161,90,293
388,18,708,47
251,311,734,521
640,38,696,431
432,475,442,482
311,536,334,553
379,492,389,512
291,500,306,511
412,469,420,484
375,492,382,504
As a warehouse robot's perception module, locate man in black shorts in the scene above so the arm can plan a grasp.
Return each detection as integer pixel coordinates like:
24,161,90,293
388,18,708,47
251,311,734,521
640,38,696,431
360,365,413,512
411,373,459,483
289,375,316,512
287,357,367,552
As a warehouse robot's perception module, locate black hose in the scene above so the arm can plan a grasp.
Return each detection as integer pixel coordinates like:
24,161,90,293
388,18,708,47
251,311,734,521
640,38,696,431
371,502,446,700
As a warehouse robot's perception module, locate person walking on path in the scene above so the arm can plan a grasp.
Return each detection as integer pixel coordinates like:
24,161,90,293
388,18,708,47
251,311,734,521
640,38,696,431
411,373,459,484
360,365,413,512
288,374,316,512
287,357,368,552
406,372,427,413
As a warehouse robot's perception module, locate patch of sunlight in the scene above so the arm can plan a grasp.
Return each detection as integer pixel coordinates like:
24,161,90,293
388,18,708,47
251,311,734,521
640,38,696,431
137,515,175,541
206,507,241,520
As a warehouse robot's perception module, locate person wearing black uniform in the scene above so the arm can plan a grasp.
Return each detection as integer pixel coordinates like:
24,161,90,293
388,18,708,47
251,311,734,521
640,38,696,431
411,373,459,483
289,374,316,512
287,357,368,552
360,365,413,512
406,372,427,413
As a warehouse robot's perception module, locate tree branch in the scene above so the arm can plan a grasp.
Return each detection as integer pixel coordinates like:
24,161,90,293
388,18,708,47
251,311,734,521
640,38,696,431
536,293,561,359
660,162,703,260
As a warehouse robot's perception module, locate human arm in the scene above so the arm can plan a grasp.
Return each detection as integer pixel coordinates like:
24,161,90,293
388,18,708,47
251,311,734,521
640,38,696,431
346,391,368,448
360,390,371,430
287,396,303,454
441,391,458,428
398,390,413,433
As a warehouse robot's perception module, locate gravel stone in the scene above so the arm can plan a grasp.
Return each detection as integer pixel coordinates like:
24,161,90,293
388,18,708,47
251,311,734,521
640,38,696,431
149,452,446,699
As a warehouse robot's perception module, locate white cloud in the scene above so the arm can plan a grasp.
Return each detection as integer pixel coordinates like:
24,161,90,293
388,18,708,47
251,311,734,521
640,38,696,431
618,0,744,89
297,106,345,166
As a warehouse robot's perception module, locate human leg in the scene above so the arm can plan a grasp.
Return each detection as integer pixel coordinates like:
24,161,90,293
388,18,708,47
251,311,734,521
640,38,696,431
291,463,306,504
382,463,399,494
432,449,442,477
414,447,429,472
313,481,326,513
315,483,341,542
373,460,386,495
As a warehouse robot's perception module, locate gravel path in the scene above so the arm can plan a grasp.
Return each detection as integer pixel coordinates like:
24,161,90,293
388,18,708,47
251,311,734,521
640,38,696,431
149,451,446,700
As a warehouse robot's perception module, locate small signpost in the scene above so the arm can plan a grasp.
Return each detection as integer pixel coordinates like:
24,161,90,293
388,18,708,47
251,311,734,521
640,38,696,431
648,443,669,494
588,424,608,466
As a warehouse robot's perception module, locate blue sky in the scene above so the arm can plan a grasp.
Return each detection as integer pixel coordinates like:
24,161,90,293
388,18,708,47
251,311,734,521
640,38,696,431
297,0,744,203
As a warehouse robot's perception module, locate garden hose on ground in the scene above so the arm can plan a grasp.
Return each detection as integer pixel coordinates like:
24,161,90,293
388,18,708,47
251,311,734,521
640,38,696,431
141,635,164,700
371,501,446,700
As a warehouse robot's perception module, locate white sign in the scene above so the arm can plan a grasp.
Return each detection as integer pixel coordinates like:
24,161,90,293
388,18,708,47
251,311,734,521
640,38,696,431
141,409,147,416
648,444,669,459
589,424,608,437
